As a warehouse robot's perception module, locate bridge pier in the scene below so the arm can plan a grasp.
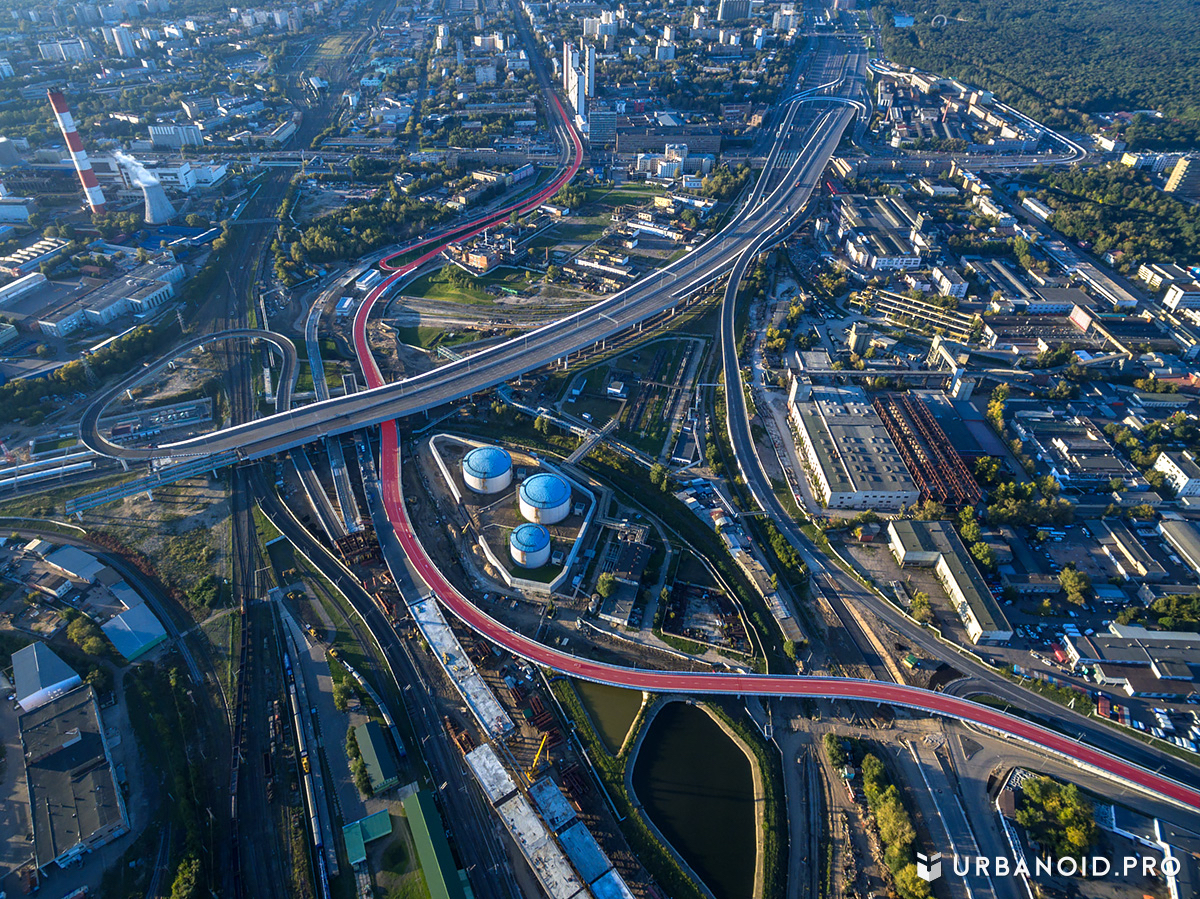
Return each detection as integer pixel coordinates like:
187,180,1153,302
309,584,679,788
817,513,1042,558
119,458,129,472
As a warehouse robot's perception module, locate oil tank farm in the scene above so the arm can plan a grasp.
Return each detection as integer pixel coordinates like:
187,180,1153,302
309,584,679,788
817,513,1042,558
509,523,551,569
462,445,513,494
518,472,571,524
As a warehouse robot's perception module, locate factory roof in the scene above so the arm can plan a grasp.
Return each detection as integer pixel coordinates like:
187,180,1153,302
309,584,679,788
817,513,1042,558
342,809,392,866
520,472,571,507
791,385,917,497
12,642,81,712
354,720,399,793
463,445,512,479
511,523,551,553
410,596,513,738
591,870,636,899
44,545,106,582
403,791,467,899
101,602,168,660
20,686,128,869
1159,519,1200,573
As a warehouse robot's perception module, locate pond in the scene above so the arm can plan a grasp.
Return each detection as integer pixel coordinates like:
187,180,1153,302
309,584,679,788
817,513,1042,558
575,679,642,754
631,702,756,899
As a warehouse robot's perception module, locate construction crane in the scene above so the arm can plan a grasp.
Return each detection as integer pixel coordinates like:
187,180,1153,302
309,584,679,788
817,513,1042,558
527,733,550,780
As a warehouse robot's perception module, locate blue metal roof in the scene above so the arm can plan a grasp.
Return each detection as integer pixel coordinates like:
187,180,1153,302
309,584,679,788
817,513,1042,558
520,472,570,508
510,523,550,552
463,445,512,479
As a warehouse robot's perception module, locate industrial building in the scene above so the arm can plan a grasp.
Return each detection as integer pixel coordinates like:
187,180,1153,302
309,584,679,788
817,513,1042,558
101,602,168,660
871,394,982,507
36,264,180,338
788,382,919,511
835,195,924,270
1085,519,1167,582
12,643,82,713
20,685,130,870
857,287,979,343
1064,623,1199,698
354,720,400,793
888,520,1013,644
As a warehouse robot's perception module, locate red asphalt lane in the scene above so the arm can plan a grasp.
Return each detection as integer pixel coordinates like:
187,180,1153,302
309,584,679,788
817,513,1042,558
346,98,1200,813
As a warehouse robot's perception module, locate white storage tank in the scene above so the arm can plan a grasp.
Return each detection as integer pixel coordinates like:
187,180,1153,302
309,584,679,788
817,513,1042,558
510,523,551,569
518,472,571,524
462,446,513,494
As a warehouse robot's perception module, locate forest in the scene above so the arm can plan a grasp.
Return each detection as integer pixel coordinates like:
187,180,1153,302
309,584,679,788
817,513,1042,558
1021,164,1200,272
879,0,1200,132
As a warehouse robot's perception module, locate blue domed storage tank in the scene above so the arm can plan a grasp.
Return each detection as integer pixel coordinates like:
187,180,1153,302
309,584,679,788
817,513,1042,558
462,445,513,494
518,472,571,524
509,523,551,568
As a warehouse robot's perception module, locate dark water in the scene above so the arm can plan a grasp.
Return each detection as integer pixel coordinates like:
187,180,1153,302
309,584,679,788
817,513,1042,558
575,679,642,754
631,702,756,899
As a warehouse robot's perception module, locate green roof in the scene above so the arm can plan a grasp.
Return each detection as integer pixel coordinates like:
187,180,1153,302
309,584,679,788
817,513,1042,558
402,791,466,899
342,809,393,866
354,721,399,793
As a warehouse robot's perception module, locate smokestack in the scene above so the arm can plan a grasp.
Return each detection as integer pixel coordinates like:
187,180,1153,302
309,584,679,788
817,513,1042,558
47,89,107,216
142,181,175,225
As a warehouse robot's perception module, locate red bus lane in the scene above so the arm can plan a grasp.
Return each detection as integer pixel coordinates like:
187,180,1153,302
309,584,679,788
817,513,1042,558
346,98,1200,815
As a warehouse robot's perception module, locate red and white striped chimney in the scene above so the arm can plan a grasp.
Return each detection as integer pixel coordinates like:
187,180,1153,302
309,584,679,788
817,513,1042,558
47,89,107,216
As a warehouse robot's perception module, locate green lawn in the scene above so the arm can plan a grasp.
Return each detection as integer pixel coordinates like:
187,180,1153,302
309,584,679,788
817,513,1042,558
404,270,493,305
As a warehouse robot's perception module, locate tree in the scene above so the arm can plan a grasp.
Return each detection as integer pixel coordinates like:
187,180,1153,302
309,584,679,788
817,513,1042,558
970,541,997,571
910,591,934,624
596,572,616,598
649,463,667,490
1015,776,1096,859
533,414,550,435
1059,566,1091,605
545,264,560,283
823,732,847,767
914,498,947,520
332,680,352,712
974,455,1002,487
959,507,982,545
169,854,201,899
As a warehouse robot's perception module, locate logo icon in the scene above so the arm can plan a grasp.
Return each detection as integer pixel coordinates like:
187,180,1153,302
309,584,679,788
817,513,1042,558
917,852,943,882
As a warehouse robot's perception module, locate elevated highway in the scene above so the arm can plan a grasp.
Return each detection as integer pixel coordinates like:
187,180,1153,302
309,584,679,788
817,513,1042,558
83,96,855,464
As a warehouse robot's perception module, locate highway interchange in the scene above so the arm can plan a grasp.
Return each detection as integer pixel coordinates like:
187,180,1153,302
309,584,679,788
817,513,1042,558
76,7,1200,832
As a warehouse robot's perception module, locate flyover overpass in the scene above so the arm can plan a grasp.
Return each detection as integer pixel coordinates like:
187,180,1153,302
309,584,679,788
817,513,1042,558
83,99,858,465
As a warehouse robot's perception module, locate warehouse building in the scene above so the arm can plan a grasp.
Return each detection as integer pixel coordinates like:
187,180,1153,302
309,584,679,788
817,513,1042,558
101,603,168,660
20,685,130,870
1064,624,1199,698
12,643,82,713
888,520,1012,644
354,720,400,794
1159,519,1200,577
789,382,918,511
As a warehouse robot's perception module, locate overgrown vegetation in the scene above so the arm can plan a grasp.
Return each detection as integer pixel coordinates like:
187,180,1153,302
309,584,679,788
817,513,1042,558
1021,165,1200,274
880,0,1200,127
0,324,174,423
1015,776,1097,859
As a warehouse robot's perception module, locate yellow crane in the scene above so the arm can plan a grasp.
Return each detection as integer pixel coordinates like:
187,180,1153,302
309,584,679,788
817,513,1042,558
527,733,550,780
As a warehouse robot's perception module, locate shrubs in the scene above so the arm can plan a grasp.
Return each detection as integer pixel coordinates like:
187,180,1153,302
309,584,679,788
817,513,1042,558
860,753,931,899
